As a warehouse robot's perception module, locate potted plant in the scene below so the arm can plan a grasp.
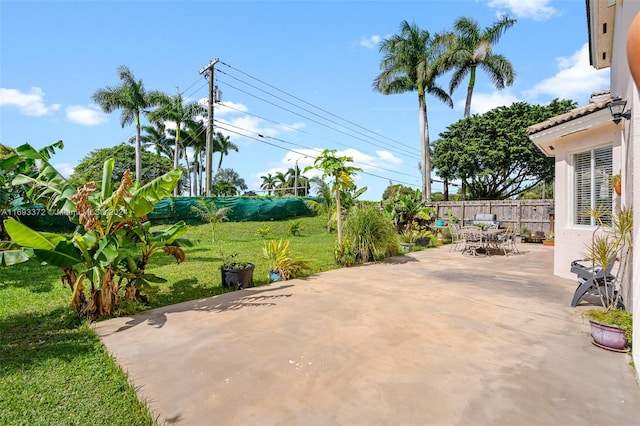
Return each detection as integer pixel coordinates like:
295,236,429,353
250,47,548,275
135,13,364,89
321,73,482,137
414,224,433,247
581,205,633,351
543,232,555,246
611,173,622,196
220,251,255,289
399,228,418,252
262,239,314,282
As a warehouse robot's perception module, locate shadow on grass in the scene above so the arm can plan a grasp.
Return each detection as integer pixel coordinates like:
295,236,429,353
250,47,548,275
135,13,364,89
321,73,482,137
0,306,93,375
0,260,61,293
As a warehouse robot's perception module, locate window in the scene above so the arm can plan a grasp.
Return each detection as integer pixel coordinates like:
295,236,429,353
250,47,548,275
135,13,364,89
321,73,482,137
573,146,612,225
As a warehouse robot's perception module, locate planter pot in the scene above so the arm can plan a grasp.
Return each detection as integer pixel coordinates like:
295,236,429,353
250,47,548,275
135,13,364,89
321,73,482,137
399,243,414,253
436,220,446,227
614,180,622,196
542,240,554,246
589,319,628,351
415,237,430,247
221,263,255,289
269,270,284,283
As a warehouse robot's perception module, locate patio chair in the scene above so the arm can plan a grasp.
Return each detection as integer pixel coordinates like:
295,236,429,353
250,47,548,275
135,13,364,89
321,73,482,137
448,223,463,252
494,226,519,256
570,258,622,308
460,227,487,256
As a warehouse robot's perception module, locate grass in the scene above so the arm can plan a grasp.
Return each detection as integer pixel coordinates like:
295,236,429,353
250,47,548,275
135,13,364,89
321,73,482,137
0,215,338,424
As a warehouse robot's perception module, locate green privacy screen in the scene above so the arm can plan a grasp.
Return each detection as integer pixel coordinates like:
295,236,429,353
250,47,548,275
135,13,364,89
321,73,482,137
147,197,317,224
14,197,318,231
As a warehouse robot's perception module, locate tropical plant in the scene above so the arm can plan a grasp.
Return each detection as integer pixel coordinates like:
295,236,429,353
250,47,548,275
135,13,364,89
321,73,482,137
343,204,399,263
260,173,277,196
304,149,362,245
373,20,453,201
1,144,194,318
212,132,238,170
582,205,633,312
288,219,304,236
0,141,64,240
190,199,230,242
261,238,314,281
92,65,164,182
440,15,517,118
130,122,173,159
304,180,337,233
148,92,202,196
254,225,272,238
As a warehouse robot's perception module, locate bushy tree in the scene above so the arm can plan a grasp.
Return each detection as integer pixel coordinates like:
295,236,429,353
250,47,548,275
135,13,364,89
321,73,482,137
69,144,186,192
432,99,576,199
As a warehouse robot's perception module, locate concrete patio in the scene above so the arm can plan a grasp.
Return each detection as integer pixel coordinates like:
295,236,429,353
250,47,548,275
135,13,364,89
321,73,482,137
94,243,640,425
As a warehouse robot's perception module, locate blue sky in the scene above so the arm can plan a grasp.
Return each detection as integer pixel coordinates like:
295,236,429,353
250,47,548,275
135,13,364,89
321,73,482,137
0,0,609,200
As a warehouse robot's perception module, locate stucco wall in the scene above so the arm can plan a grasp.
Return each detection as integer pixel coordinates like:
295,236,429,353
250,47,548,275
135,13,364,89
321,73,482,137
552,122,622,280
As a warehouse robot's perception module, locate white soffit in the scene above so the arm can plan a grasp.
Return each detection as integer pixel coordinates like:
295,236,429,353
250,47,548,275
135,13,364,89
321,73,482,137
529,108,612,156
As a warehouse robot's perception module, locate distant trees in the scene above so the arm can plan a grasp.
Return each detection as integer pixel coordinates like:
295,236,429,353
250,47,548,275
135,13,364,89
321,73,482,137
69,144,186,192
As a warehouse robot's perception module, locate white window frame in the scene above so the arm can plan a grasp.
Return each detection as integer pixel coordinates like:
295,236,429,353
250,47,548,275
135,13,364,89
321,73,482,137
570,144,613,227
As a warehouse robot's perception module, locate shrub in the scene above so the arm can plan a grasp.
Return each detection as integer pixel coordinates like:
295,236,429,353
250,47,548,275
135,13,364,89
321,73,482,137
343,205,399,262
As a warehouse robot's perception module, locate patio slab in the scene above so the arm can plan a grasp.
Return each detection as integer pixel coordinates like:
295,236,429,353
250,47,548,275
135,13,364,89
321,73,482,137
94,243,640,425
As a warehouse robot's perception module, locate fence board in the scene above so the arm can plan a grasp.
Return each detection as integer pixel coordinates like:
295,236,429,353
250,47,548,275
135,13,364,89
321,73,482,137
427,200,554,237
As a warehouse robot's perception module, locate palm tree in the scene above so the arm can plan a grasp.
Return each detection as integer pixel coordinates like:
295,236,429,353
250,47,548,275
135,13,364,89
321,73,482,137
212,132,239,170
149,92,201,195
260,173,277,195
92,65,164,182
129,122,173,159
442,15,517,118
184,121,207,196
274,171,288,195
373,21,452,201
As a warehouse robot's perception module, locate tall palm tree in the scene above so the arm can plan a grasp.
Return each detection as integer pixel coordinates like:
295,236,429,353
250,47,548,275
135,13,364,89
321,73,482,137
92,65,164,182
373,21,452,201
212,132,239,170
149,92,201,195
260,173,277,195
184,121,207,196
442,15,517,118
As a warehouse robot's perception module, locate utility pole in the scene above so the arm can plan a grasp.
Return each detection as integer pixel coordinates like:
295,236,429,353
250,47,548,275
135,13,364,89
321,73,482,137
199,58,220,196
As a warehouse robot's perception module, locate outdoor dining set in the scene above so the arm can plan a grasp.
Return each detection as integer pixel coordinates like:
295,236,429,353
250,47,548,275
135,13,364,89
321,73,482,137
447,222,520,257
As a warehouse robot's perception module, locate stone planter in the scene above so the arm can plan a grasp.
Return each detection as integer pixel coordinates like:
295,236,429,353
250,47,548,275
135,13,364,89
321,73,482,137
221,263,255,289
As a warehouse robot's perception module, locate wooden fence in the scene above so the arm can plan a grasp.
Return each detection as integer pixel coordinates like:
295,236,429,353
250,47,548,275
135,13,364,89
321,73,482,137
424,200,555,237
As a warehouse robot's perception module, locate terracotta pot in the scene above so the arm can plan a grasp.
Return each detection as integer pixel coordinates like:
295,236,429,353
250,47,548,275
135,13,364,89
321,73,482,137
614,179,622,196
589,319,628,351
627,12,640,89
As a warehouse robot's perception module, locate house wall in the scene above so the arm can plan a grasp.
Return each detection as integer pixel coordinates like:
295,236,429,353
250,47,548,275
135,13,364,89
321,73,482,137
610,2,640,380
552,123,621,280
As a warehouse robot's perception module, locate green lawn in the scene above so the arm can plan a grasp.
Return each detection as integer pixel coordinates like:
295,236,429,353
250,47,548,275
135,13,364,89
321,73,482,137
0,215,337,425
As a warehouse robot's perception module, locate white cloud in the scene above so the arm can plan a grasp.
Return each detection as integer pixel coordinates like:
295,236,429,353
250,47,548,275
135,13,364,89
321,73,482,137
65,105,108,126
467,91,520,115
0,87,61,116
360,35,382,49
53,162,75,178
522,44,610,102
485,0,557,21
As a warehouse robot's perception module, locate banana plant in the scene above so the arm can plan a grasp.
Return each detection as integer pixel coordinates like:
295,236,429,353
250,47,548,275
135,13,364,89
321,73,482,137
3,147,196,318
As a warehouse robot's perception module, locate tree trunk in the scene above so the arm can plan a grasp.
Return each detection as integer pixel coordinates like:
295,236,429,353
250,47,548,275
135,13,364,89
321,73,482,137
173,125,181,196
464,66,477,118
135,112,142,183
335,180,343,245
418,91,431,201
